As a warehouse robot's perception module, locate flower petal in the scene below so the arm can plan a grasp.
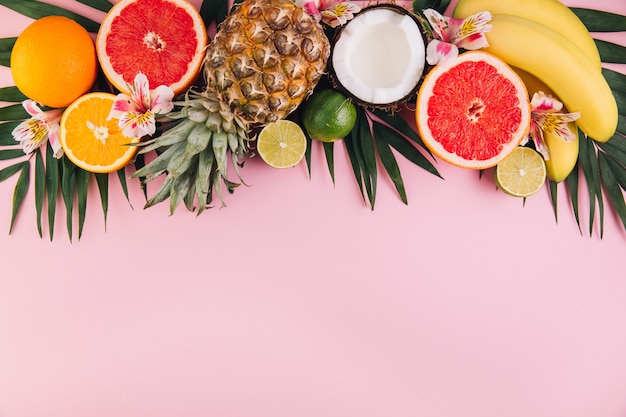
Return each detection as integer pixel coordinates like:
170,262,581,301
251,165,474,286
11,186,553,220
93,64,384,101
131,72,152,111
454,11,492,47
108,93,141,121
426,39,459,66
12,118,48,154
423,9,450,42
22,99,43,117
456,32,489,51
324,2,360,26
533,111,581,143
530,91,563,112
150,85,174,115
47,124,64,158
118,111,156,138
296,0,322,20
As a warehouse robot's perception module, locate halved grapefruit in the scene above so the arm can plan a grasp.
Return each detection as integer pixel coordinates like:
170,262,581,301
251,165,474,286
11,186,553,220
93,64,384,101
416,51,531,170
96,0,208,96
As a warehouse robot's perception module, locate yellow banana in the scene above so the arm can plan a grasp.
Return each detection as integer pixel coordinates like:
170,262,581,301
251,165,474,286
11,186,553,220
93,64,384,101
452,0,602,69
482,14,618,143
515,68,579,182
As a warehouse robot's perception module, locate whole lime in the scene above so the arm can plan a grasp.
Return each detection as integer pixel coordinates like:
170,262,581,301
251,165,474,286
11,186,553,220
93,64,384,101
301,89,357,142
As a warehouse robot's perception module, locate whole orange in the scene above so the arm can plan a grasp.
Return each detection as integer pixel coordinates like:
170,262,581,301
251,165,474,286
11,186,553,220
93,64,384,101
10,16,97,108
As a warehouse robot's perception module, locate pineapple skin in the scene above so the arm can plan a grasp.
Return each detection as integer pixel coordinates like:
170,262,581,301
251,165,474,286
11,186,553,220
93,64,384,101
205,0,331,126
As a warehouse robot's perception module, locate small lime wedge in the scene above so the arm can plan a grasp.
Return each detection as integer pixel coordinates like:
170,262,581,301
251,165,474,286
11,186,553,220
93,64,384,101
496,146,546,197
257,120,307,169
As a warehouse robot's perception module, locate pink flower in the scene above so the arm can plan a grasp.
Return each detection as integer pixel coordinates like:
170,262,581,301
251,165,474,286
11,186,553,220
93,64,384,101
11,100,63,158
522,92,581,160
295,0,360,28
423,8,492,66
108,72,174,138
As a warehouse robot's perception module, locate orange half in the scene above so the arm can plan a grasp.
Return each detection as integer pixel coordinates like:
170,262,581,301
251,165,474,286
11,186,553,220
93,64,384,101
60,92,139,173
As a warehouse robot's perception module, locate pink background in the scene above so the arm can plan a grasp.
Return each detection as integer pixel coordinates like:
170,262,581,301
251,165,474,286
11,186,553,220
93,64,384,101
1,0,625,416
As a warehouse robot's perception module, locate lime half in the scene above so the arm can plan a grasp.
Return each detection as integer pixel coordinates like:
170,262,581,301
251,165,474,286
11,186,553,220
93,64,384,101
257,120,307,169
496,146,546,197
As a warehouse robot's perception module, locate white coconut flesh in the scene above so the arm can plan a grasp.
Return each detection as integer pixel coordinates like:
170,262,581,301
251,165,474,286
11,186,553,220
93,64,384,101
332,8,426,105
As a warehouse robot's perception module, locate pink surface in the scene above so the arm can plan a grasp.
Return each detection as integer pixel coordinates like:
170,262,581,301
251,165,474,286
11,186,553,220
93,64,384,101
1,1,625,416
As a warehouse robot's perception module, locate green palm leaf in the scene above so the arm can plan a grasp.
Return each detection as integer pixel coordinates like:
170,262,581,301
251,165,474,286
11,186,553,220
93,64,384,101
95,173,109,230
0,122,20,146
596,39,626,64
200,0,229,27
566,161,582,234
322,142,335,184
76,168,90,239
578,134,605,237
373,123,408,204
571,8,626,32
0,0,101,33
0,38,16,67
0,104,28,121
0,149,25,161
0,86,27,103
9,161,30,234
34,149,45,237
413,0,450,14
45,144,60,240
76,0,112,13
598,152,626,230
61,157,76,241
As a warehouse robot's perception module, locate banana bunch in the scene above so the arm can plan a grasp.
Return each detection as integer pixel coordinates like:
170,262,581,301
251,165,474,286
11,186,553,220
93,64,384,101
453,0,618,143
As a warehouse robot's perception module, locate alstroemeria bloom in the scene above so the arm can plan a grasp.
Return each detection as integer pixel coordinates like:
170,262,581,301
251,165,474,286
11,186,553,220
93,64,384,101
295,0,360,28
423,9,492,66
521,91,581,160
11,100,63,158
108,72,174,138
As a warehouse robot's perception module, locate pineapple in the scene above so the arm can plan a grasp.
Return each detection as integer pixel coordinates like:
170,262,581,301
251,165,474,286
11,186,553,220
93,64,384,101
133,0,330,214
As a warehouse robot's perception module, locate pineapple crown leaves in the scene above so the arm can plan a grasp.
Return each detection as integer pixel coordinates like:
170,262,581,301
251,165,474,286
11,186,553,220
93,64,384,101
132,90,251,215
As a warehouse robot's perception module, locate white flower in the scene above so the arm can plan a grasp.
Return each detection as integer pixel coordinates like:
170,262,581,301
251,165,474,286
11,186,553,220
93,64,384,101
11,100,63,158
522,92,581,160
423,8,492,66
108,72,174,138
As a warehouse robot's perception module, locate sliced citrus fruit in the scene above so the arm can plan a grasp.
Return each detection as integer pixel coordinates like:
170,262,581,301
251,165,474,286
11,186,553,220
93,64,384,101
11,16,97,108
416,51,531,169
60,92,139,173
96,0,208,95
257,120,307,169
495,146,546,197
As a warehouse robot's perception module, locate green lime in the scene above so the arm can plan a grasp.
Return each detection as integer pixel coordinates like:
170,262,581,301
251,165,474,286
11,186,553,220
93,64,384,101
301,89,357,142
257,120,307,169
495,147,546,197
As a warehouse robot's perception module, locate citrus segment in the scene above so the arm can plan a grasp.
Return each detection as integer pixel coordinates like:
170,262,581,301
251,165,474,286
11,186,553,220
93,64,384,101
257,120,307,169
416,51,530,169
96,0,207,95
10,16,97,108
60,93,139,173
495,146,546,197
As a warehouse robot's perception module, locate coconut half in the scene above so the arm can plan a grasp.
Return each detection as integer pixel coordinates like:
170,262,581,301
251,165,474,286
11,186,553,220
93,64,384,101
330,4,428,109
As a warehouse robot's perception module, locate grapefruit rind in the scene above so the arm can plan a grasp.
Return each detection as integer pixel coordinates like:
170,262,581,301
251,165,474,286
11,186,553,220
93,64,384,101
416,51,531,170
96,0,208,96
